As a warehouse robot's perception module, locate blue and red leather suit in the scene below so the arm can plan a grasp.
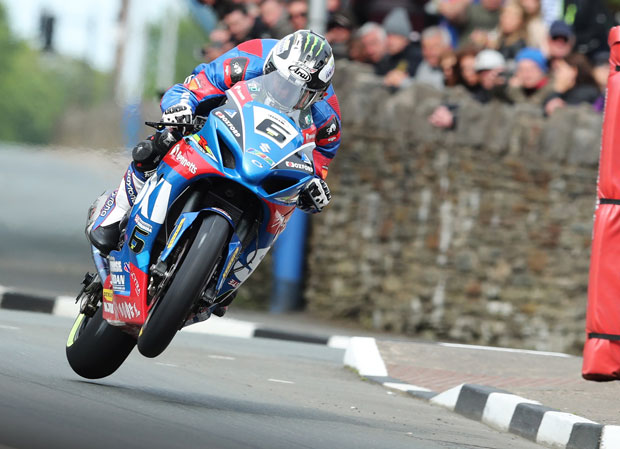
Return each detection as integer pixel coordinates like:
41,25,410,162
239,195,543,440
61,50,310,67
160,38,342,180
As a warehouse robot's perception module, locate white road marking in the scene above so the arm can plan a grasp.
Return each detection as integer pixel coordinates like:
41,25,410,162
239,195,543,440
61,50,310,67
438,342,572,358
268,378,294,384
0,325,19,330
52,297,80,318
383,382,431,393
208,355,236,360
184,316,257,338
155,362,177,367
327,335,351,349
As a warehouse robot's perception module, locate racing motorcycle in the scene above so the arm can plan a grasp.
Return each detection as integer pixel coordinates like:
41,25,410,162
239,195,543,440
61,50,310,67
66,72,319,379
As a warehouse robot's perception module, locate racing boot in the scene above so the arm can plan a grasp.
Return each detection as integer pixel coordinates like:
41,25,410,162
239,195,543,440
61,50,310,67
88,164,146,255
88,131,178,255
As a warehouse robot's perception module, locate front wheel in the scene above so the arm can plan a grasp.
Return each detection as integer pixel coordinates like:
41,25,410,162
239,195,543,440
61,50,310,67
66,306,137,379
137,214,230,358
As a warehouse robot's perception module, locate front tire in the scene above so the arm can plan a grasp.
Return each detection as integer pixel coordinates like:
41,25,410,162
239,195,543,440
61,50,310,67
66,306,136,379
137,214,230,358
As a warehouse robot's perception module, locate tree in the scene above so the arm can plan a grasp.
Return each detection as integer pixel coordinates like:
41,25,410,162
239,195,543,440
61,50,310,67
0,4,112,144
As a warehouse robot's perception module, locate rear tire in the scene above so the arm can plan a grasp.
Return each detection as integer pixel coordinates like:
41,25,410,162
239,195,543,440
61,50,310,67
137,214,230,358
66,306,136,379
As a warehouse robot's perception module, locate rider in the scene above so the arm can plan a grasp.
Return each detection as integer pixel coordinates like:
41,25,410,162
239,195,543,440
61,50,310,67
89,30,341,255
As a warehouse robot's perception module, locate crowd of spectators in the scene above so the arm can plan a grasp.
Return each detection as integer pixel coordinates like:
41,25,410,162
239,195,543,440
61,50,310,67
195,0,617,125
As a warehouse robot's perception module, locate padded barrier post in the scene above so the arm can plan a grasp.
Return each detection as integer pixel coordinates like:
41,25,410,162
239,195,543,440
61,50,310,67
583,26,620,380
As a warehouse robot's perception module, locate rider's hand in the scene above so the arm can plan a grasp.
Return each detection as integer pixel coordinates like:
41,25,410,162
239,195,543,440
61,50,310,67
297,178,331,214
162,104,193,132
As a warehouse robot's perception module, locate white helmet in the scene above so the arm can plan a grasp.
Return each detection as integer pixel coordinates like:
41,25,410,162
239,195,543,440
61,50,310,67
263,30,335,110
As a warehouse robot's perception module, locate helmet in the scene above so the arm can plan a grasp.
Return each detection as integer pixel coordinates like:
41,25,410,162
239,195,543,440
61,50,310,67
263,30,335,110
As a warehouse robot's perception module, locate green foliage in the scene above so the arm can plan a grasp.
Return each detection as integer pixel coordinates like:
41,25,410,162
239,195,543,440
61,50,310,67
0,3,112,144
174,17,208,84
143,15,208,100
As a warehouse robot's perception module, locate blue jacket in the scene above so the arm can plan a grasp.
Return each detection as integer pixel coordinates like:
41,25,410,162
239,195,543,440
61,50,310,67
161,39,342,179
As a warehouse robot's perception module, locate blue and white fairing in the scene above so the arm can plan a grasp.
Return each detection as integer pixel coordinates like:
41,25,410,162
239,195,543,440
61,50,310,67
101,73,318,314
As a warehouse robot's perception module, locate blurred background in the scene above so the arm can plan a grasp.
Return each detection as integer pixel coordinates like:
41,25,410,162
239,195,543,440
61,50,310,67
1,0,619,353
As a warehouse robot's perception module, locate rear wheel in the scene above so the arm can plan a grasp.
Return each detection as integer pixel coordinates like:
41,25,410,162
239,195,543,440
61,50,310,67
66,306,136,379
137,214,230,358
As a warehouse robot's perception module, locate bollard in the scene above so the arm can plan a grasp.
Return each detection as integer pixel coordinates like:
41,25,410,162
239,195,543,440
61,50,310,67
270,209,309,313
583,26,620,381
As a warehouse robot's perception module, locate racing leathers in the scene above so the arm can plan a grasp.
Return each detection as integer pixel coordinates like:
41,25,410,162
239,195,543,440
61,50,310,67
89,38,342,255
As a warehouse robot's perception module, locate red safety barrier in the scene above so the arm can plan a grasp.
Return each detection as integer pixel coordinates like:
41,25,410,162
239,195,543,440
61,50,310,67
583,26,620,381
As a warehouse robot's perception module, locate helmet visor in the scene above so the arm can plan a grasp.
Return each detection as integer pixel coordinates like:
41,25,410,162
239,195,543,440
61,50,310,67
259,70,320,111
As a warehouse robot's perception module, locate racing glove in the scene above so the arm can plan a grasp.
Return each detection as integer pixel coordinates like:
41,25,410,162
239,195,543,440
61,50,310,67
297,178,331,214
162,104,193,132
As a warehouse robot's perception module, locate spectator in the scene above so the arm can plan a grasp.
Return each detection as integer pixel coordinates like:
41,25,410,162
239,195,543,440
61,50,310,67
591,51,608,113
428,48,506,129
561,0,614,57
202,27,234,62
288,0,309,31
348,27,367,62
440,49,459,87
505,47,553,105
472,48,509,103
260,0,293,38
376,7,423,88
222,4,269,45
415,26,451,90
351,0,429,32
543,53,600,115
516,0,548,52
358,22,388,67
545,20,576,63
456,45,482,94
456,0,504,48
492,2,527,62
326,11,356,60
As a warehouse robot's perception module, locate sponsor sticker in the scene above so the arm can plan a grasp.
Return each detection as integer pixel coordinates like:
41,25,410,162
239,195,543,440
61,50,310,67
289,64,311,82
117,302,140,320
170,144,198,174
247,148,275,166
285,160,313,173
167,217,186,249
214,110,241,138
99,192,116,217
131,272,141,296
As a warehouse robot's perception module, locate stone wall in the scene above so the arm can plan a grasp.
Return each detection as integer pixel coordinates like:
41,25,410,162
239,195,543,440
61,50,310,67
305,61,603,354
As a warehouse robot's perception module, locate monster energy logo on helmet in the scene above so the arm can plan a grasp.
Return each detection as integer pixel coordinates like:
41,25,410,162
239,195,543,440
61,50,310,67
263,29,335,109
304,32,326,56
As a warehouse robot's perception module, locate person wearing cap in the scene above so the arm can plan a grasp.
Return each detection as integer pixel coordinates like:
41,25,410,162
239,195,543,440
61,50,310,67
375,7,423,88
506,47,554,105
471,49,512,104
546,20,575,63
429,48,508,130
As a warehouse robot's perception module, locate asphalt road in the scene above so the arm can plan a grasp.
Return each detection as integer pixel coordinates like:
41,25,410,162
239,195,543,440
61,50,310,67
0,310,543,449
0,143,126,296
